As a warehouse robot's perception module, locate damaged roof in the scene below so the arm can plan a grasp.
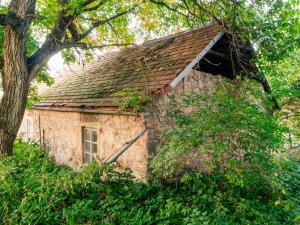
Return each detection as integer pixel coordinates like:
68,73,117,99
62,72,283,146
37,23,223,108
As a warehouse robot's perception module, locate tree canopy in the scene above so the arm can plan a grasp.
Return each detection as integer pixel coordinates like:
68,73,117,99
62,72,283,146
1,0,298,102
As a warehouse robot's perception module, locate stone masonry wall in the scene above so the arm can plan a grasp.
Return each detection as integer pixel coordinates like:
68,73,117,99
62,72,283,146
19,110,149,179
148,70,219,148
18,69,221,179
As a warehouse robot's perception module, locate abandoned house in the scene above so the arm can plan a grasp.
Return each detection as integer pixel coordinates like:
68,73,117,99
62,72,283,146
18,23,254,179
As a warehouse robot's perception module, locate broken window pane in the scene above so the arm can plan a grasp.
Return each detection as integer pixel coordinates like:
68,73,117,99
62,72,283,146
84,141,90,152
84,153,90,164
92,143,97,153
92,131,97,142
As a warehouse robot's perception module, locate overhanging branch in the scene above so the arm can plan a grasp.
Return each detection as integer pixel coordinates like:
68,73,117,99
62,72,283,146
149,0,189,19
68,22,79,40
83,0,106,12
74,8,135,42
248,72,281,113
0,14,20,27
60,42,133,49
27,3,135,80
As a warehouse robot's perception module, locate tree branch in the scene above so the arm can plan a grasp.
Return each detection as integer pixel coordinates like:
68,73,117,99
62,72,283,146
190,0,223,25
27,2,77,78
83,0,106,12
9,0,37,29
74,8,135,42
60,42,133,49
104,127,148,164
68,22,79,40
82,0,97,7
149,0,189,19
0,14,20,27
27,2,135,80
249,72,281,113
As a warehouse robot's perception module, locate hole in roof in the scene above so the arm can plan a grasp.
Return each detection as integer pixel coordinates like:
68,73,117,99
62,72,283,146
194,34,254,79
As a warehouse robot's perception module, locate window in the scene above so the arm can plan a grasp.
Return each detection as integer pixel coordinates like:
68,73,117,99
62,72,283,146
83,128,97,164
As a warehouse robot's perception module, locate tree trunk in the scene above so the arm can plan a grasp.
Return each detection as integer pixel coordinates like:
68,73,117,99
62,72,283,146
0,0,36,155
0,30,29,154
0,82,29,155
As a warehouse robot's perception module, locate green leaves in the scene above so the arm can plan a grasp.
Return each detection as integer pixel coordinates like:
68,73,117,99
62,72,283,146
150,77,287,181
149,0,300,127
115,88,152,112
0,141,299,224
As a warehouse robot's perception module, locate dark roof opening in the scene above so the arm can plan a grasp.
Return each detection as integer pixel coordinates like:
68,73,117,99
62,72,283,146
194,34,254,79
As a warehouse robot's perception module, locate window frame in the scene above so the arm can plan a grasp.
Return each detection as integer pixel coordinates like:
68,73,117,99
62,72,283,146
82,127,98,164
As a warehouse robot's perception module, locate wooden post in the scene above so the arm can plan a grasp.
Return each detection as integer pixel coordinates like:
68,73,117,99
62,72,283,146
38,114,42,145
104,127,148,164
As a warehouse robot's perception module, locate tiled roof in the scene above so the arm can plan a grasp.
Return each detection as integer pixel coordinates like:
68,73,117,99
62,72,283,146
38,23,222,107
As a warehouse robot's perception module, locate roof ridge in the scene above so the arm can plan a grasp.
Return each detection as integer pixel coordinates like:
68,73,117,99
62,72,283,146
141,21,218,46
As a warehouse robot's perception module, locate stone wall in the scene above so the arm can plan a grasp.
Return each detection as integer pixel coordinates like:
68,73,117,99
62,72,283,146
19,110,149,179
148,70,219,146
18,69,220,179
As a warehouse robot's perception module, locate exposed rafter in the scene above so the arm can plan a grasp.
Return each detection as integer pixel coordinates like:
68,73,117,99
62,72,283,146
170,29,225,88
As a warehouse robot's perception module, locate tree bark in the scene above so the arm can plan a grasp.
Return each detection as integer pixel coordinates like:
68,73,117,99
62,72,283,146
0,0,35,155
0,25,30,155
0,70,29,155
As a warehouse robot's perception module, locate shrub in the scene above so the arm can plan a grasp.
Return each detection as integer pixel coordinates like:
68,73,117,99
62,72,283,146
150,78,287,182
0,141,299,224
115,88,152,112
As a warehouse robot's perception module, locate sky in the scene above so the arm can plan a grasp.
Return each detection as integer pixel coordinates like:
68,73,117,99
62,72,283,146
48,53,64,74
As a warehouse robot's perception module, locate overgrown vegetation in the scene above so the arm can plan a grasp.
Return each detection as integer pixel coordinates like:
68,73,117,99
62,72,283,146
0,141,299,225
150,77,287,179
0,1,299,224
150,0,300,144
1,79,299,224
115,88,152,112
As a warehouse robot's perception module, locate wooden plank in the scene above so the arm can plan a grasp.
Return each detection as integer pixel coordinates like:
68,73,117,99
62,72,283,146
104,127,148,164
31,106,139,115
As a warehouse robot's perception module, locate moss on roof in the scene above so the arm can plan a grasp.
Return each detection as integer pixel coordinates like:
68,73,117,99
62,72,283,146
38,23,222,107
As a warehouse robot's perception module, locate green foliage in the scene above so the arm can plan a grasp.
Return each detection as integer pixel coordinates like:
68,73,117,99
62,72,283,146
150,78,288,180
61,49,77,65
33,0,140,57
0,0,168,106
0,141,299,224
0,1,299,222
148,77,300,224
27,68,54,108
150,1,300,145
115,88,152,112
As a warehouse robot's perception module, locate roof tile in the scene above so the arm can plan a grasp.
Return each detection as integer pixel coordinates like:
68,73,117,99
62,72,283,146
39,23,222,106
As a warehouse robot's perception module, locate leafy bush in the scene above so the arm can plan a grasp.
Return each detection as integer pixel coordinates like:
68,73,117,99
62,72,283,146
115,88,152,112
0,141,299,224
150,78,287,180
